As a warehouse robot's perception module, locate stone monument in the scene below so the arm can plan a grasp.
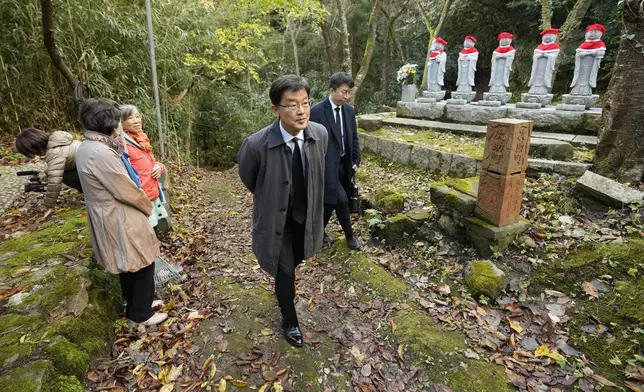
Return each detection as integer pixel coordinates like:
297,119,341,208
482,32,515,106
465,119,532,256
419,37,447,103
558,24,607,111
449,36,479,104
517,28,560,108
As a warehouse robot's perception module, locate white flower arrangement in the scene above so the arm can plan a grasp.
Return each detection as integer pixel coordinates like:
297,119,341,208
397,63,418,85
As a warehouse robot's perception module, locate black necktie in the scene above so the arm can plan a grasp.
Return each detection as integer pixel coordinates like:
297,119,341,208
291,139,306,224
334,107,345,156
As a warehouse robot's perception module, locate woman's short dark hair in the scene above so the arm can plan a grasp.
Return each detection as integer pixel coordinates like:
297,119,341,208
269,75,310,106
15,128,49,158
330,72,355,89
79,98,121,136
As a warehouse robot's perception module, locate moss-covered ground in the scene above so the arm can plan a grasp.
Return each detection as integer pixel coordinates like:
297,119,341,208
0,206,121,392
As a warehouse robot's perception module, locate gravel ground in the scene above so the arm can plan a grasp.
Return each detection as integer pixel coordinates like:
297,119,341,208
0,163,45,213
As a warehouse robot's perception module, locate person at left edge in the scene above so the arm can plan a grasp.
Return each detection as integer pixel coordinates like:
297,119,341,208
238,75,328,348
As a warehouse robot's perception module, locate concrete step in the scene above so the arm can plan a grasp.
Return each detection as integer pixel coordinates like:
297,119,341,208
381,117,597,148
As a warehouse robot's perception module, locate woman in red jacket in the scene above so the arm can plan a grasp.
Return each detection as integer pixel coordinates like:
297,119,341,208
118,105,169,231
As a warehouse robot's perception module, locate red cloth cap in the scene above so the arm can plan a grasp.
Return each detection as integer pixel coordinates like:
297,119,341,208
497,32,513,41
586,24,606,34
435,37,447,46
465,35,477,43
541,28,559,36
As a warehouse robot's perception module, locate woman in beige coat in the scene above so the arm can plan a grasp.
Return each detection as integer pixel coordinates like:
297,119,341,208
75,98,167,326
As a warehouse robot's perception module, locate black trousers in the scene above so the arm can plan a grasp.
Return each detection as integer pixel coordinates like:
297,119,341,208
323,161,354,239
119,263,155,322
62,169,84,193
275,214,305,328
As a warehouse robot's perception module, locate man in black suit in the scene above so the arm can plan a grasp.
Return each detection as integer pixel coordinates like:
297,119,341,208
310,72,362,250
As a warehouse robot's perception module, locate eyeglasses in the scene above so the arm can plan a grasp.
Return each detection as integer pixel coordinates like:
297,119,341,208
278,102,310,111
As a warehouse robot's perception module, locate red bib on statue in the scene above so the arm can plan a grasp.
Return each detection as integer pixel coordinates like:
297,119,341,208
578,40,606,50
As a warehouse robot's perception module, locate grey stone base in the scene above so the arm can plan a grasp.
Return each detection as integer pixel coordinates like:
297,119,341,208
446,99,467,105
527,159,592,177
465,217,530,257
483,92,512,104
445,104,508,125
575,171,644,208
562,94,599,108
477,100,501,107
516,101,544,109
397,101,445,120
520,93,553,107
357,114,384,131
556,104,586,112
530,138,574,161
416,97,436,104
451,92,476,102
422,90,446,101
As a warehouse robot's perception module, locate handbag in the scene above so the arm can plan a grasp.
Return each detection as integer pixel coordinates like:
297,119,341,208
349,168,360,214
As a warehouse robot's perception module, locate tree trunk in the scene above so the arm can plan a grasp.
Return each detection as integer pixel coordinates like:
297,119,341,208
352,0,383,104
552,0,595,85
40,0,79,87
336,0,352,76
594,0,644,183
417,0,454,90
382,26,389,101
538,0,552,30
287,17,300,75
322,18,337,72
382,0,410,63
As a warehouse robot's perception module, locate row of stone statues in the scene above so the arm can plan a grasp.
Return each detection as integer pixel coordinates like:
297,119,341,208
418,24,606,110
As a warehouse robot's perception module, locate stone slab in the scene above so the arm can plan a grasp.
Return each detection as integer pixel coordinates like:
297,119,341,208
506,107,586,134
556,104,586,112
449,153,478,178
576,171,644,207
529,138,574,161
515,102,543,109
451,92,476,102
483,92,512,104
446,99,467,105
521,93,554,106
477,100,502,107
391,141,412,165
357,114,384,131
359,133,377,153
562,94,599,108
409,146,432,170
416,97,436,104
465,217,530,257
378,138,396,161
445,105,509,126
396,101,446,120
527,159,591,177
571,135,598,147
430,184,476,217
422,90,446,101
582,111,602,134
531,131,576,143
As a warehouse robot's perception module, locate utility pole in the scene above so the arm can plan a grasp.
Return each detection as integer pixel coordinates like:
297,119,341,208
145,0,165,157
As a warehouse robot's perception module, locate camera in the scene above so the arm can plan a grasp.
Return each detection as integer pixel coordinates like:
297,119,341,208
16,170,47,193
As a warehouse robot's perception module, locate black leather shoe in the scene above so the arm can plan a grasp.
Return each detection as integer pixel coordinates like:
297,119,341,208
323,231,334,244
347,236,362,250
283,325,303,347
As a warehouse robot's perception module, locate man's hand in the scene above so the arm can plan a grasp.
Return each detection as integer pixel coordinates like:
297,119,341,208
352,164,358,173
151,164,163,179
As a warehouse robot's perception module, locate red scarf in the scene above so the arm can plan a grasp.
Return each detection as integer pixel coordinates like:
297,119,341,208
578,40,606,50
460,47,478,55
536,43,560,51
430,50,444,59
125,130,153,153
494,45,515,54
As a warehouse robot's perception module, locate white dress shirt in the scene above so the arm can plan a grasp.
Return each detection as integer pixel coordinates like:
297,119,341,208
329,97,345,154
279,121,305,174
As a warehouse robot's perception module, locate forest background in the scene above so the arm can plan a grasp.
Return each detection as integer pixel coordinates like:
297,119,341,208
0,0,618,169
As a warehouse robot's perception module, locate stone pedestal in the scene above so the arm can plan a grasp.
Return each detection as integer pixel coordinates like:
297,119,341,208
465,217,530,257
556,104,586,112
483,92,512,105
562,94,599,108
401,85,418,103
477,100,502,107
518,93,553,107
416,97,436,104
422,90,446,101
451,91,476,102
446,99,467,105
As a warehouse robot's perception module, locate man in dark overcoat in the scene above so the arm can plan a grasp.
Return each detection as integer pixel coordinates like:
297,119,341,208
238,75,327,347
310,72,362,249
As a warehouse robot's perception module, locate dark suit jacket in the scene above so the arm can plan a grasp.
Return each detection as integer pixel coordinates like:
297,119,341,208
310,98,361,205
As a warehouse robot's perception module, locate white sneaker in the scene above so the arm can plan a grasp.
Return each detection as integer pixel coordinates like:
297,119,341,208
139,312,168,326
152,300,164,308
